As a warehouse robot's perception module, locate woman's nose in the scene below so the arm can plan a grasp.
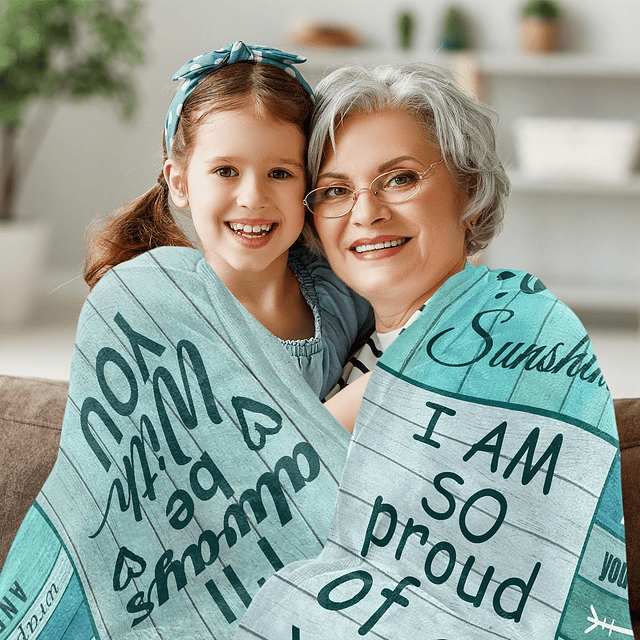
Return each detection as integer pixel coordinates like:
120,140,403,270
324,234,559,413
236,177,269,210
349,190,391,226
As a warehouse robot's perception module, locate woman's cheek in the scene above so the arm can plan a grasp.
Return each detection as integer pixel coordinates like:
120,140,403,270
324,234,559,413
315,219,342,255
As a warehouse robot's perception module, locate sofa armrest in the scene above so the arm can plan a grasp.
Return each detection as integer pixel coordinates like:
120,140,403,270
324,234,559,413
615,397,640,637
0,375,69,569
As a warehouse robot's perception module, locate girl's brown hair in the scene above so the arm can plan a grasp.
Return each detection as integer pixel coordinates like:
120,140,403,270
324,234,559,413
84,61,314,289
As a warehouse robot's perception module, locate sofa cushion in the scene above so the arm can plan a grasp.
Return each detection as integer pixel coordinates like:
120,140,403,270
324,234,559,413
615,397,640,637
0,375,68,569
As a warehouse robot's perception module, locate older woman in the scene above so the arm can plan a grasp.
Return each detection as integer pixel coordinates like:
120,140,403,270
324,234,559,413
235,63,631,639
314,62,508,431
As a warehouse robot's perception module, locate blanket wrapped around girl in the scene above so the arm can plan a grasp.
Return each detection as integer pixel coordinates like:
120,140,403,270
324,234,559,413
0,43,372,640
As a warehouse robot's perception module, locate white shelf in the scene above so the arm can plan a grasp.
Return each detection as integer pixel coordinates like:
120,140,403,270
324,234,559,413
463,53,640,78
298,48,435,73
299,49,640,79
508,171,640,196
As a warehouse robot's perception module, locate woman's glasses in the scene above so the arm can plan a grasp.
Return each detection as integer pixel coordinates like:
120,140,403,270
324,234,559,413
304,160,443,219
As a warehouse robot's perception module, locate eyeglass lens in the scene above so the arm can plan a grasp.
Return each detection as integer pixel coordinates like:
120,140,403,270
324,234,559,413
308,168,422,218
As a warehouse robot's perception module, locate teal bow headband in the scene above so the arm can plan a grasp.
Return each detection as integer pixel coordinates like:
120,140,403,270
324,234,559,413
164,40,315,154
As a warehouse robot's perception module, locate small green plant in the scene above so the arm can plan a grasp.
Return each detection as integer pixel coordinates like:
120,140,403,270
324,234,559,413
522,0,561,20
0,0,145,221
398,11,415,51
439,6,469,51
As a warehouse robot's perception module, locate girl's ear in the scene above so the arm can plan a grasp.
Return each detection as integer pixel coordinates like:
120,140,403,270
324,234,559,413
164,159,189,208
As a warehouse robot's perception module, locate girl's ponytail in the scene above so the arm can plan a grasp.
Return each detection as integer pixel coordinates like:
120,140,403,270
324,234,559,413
84,171,193,290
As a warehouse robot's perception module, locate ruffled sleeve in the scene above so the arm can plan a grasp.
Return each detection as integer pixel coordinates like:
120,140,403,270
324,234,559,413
283,247,374,399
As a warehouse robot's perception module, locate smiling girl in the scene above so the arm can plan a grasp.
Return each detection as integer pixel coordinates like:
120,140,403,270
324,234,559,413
0,43,374,640
84,41,372,398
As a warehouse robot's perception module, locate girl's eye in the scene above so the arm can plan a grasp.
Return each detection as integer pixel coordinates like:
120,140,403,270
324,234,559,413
269,169,292,180
215,167,238,178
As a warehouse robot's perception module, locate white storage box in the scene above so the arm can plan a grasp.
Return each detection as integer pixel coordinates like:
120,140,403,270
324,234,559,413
513,117,640,183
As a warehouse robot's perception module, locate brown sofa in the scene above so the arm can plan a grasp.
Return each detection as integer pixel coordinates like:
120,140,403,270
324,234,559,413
1,374,639,635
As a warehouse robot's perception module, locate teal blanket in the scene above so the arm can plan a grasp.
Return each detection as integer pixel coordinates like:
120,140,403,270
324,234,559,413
0,248,352,639
236,262,632,639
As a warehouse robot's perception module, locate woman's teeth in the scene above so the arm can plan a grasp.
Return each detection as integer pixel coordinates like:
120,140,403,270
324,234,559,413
354,238,408,254
228,222,274,238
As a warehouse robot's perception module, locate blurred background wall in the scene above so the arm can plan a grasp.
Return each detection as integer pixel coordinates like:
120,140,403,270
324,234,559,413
13,0,640,279
1,0,639,392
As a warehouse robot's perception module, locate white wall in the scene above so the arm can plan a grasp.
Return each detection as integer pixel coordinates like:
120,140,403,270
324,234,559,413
13,0,640,280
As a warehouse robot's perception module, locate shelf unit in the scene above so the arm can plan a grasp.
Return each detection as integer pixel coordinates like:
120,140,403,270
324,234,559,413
300,49,640,78
301,49,640,315
302,49,640,188
508,171,640,196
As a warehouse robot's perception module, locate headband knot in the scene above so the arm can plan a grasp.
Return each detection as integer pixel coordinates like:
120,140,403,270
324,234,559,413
164,41,314,154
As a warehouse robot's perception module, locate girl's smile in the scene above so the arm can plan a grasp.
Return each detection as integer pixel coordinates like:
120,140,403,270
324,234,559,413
225,220,279,246
226,220,277,237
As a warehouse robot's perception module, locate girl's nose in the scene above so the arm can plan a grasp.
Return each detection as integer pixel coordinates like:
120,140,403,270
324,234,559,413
349,190,392,226
236,177,269,210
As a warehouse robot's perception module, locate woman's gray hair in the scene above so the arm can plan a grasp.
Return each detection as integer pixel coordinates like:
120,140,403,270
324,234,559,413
307,63,510,256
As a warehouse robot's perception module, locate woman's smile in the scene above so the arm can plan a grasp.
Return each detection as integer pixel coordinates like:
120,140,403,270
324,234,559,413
349,235,410,258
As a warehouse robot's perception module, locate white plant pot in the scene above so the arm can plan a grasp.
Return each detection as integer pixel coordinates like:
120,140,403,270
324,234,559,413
0,220,50,327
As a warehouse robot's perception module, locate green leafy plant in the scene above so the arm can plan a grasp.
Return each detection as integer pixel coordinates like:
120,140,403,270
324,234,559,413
398,11,415,51
0,0,145,221
522,0,561,20
439,6,469,51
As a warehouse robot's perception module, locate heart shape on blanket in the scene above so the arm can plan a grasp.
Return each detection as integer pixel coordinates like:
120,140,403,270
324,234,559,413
113,545,147,591
232,396,284,451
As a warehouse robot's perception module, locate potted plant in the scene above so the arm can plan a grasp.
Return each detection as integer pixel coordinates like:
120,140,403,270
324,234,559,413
397,11,416,51
0,0,145,325
438,6,469,52
520,0,562,53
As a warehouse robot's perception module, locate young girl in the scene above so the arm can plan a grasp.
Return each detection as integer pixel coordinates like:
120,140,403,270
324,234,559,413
0,42,370,640
84,41,372,399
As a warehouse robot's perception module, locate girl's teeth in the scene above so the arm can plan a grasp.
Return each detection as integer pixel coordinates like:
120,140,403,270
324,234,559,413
354,238,407,253
229,222,273,235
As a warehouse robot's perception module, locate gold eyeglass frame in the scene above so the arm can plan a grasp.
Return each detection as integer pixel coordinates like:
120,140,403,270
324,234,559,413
304,159,444,218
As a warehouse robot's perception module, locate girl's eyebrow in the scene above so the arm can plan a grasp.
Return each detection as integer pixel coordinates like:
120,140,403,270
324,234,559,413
318,156,421,182
279,159,305,169
204,156,304,168
203,156,237,166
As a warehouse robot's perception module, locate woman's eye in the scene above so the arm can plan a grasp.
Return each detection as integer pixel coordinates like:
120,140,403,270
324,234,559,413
269,169,291,180
322,186,350,200
214,167,238,178
384,171,418,189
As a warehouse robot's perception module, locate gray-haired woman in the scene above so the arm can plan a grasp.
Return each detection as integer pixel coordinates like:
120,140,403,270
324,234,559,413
236,63,631,639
